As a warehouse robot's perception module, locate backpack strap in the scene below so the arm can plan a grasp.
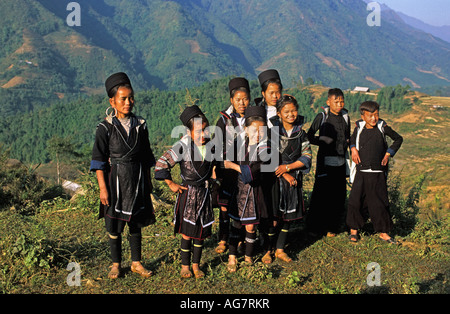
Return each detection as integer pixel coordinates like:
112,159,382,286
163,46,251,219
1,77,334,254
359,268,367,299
320,105,349,126
355,119,387,151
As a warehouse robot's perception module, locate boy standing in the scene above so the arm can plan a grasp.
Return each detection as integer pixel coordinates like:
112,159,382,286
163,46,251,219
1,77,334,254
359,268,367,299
306,88,350,237
347,101,403,243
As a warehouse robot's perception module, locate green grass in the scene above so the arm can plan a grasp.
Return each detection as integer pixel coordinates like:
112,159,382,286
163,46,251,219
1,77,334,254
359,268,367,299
0,173,448,294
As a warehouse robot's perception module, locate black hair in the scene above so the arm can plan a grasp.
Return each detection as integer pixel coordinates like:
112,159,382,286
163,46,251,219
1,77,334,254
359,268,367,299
230,87,250,98
359,101,380,115
244,115,267,128
261,79,283,93
276,95,298,112
185,114,209,131
108,84,134,98
328,88,344,99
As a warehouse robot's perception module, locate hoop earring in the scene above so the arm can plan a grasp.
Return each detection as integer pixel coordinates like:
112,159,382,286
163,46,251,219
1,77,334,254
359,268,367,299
106,107,117,118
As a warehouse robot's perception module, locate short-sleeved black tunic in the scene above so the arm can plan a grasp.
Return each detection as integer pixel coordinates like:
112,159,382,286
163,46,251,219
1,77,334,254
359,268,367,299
90,115,156,234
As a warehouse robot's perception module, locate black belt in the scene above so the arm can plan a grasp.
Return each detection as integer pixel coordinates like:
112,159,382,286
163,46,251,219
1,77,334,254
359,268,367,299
110,157,138,165
183,179,212,188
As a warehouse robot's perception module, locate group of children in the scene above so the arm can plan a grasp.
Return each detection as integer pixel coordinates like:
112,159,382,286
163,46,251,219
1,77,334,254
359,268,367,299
91,71,403,279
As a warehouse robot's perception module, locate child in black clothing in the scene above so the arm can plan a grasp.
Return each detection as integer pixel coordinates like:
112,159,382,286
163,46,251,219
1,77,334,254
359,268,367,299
306,88,350,237
347,101,403,244
155,105,216,278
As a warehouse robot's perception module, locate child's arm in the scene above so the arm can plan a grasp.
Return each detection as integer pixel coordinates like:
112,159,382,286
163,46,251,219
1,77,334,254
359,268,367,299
275,161,304,177
281,173,297,187
164,179,188,194
381,124,403,166
154,142,186,193
224,160,242,173
96,170,109,206
349,126,360,164
275,135,312,176
384,124,403,157
306,114,323,146
90,123,111,206
351,147,361,164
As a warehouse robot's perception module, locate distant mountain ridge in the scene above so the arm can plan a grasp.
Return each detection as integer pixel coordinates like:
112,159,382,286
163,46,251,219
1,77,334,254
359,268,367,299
0,0,449,114
395,11,450,44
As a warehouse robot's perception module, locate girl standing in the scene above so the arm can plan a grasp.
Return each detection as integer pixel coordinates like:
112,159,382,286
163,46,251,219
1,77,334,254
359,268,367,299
269,95,312,262
155,105,216,278
213,77,251,254
224,106,270,272
255,69,283,263
91,72,156,279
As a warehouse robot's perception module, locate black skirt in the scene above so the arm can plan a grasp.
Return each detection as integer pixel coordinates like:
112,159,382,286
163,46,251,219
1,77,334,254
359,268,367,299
173,184,214,240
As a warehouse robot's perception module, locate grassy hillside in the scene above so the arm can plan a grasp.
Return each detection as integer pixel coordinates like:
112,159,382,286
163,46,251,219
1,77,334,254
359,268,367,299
0,92,448,295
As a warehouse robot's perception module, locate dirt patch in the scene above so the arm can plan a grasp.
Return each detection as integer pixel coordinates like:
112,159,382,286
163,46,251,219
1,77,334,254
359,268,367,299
365,76,385,88
257,52,288,71
395,112,423,123
2,76,26,88
185,40,209,57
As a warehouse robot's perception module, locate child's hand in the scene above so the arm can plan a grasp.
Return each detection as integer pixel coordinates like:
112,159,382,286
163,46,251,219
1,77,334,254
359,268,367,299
282,173,297,187
224,160,241,173
319,136,333,145
99,188,109,206
167,181,188,194
275,164,289,177
381,153,390,166
351,147,361,164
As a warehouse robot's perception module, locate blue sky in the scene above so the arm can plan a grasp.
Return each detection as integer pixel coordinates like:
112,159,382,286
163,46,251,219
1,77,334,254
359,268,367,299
379,0,450,26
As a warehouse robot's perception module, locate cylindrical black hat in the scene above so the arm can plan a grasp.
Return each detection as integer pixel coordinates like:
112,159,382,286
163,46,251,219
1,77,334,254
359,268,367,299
180,105,204,126
105,72,131,97
244,106,267,120
229,77,250,93
258,69,280,86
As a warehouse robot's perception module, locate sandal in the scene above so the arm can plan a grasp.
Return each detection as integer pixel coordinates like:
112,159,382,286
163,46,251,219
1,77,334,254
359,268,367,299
108,264,121,279
275,251,292,263
244,256,253,264
193,269,205,279
180,267,192,278
261,251,273,264
215,241,227,254
131,263,153,278
380,236,399,245
349,234,359,243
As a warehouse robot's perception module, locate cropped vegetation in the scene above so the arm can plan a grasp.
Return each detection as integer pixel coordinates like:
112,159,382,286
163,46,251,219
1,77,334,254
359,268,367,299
0,138,448,294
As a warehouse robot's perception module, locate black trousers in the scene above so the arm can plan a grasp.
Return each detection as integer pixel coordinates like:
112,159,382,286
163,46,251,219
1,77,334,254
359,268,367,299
307,164,347,234
346,171,392,233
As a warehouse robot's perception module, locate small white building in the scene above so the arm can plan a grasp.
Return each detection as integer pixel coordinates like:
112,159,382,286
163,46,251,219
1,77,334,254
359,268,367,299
353,86,371,93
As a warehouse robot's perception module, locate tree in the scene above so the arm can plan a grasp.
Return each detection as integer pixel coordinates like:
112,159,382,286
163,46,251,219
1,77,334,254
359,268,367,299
46,136,80,184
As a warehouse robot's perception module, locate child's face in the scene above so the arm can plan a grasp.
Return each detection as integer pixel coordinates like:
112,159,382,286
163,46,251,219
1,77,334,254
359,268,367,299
231,91,250,117
327,95,345,115
245,120,266,145
190,120,209,146
262,83,281,107
109,86,134,118
361,110,379,129
277,102,298,125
